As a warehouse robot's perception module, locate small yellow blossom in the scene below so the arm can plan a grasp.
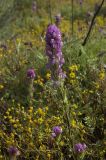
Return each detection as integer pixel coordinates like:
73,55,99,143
79,122,84,129
94,82,100,89
34,80,38,84
70,79,76,85
6,111,10,115
37,118,44,124
37,79,43,86
69,64,78,72
99,70,105,80
72,104,78,109
8,116,12,119
10,119,15,123
45,106,48,111
37,108,45,116
71,119,77,128
78,112,82,115
13,124,18,128
0,155,3,159
47,153,51,159
71,111,76,116
46,73,51,79
89,90,94,94
69,72,76,79
27,127,32,133
60,141,64,146
0,85,4,89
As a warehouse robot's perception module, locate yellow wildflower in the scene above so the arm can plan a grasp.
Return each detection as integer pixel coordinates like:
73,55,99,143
71,111,76,116
69,64,78,72
69,72,76,79
34,80,38,84
99,69,105,80
46,73,51,79
89,90,94,94
37,108,45,116
71,119,77,128
13,124,18,128
27,127,31,133
37,118,44,124
94,82,100,89
37,79,43,86
45,106,48,111
0,85,4,89
70,79,76,85
72,104,78,109
60,141,64,146
47,153,51,159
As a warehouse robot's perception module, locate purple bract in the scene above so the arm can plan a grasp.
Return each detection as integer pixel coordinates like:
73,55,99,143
8,146,20,156
55,13,61,26
27,69,35,79
51,132,57,138
53,126,62,136
74,143,87,153
32,1,37,12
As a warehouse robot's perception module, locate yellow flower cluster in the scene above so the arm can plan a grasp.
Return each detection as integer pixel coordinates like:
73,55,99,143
0,84,4,90
99,69,105,80
69,64,79,72
46,72,51,80
68,64,79,85
34,76,44,86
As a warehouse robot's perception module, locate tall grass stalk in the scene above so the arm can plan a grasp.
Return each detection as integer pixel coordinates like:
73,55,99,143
48,0,52,24
71,0,74,37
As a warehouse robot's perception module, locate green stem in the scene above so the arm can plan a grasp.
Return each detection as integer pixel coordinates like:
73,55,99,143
28,79,34,105
10,156,17,160
48,0,52,24
82,0,105,46
71,0,74,36
60,86,76,160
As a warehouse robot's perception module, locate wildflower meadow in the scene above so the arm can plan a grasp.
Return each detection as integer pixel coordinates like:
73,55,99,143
0,0,106,159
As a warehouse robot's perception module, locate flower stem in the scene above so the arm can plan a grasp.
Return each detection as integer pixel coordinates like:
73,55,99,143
48,0,52,24
71,0,74,37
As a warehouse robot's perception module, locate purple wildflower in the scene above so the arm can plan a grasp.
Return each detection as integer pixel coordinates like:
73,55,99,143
86,11,93,18
79,0,83,5
45,24,65,80
27,69,35,79
55,13,61,26
0,121,2,125
94,3,99,12
53,126,62,136
74,143,87,153
0,44,8,50
32,1,37,12
8,146,20,156
99,27,106,36
51,132,57,138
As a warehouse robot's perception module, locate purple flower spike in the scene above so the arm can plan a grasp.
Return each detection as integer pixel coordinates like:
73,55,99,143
8,146,20,156
79,0,83,5
45,24,65,80
53,126,62,136
55,13,61,26
74,143,87,153
27,69,35,79
32,1,37,12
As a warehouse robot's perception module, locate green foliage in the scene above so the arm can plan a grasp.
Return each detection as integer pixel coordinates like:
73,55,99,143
0,0,106,159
